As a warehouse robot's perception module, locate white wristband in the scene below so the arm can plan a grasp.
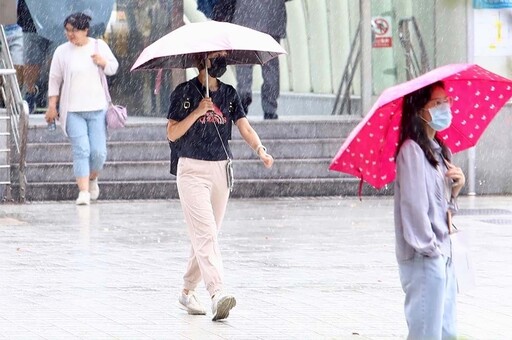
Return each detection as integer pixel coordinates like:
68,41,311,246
255,145,267,155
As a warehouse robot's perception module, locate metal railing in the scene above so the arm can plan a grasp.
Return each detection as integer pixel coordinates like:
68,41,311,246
331,23,361,116
0,25,29,202
398,17,430,80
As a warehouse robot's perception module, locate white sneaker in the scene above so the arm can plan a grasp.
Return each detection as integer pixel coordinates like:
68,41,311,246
89,178,100,200
211,292,236,321
179,291,207,315
75,191,90,205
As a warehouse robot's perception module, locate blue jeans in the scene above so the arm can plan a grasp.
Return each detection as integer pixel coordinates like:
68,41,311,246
398,253,457,340
66,110,107,178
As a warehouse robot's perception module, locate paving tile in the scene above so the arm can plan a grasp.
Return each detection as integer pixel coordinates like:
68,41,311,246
0,196,511,339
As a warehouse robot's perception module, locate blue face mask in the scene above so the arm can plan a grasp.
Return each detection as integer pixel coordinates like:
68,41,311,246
427,103,452,131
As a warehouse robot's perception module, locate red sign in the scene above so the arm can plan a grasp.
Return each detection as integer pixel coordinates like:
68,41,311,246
372,17,393,48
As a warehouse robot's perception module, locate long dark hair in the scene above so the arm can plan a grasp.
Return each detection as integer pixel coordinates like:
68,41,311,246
396,81,450,167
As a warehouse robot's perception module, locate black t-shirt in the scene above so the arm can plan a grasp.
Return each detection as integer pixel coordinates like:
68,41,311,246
167,77,246,161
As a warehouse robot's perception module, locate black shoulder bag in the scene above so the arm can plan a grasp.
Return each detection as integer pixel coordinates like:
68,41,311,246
169,83,201,176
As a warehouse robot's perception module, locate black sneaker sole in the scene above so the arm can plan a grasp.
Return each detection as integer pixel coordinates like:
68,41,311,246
212,296,236,321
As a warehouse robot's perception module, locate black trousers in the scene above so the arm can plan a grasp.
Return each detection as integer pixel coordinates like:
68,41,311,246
235,36,280,115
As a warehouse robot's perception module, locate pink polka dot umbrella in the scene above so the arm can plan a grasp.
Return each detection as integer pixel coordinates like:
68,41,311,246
329,63,512,190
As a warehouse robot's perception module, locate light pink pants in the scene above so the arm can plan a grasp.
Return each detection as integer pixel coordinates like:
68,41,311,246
176,157,230,297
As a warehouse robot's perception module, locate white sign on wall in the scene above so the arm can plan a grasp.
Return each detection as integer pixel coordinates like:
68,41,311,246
474,9,512,56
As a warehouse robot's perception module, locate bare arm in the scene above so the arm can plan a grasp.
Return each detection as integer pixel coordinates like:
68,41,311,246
235,117,274,168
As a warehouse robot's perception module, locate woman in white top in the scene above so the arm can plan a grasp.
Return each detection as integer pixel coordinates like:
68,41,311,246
45,12,119,205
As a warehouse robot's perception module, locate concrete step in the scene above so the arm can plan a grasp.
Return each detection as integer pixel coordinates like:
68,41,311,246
248,91,362,117
231,138,342,159
29,121,167,143
18,177,390,201
27,115,360,142
19,115,367,200
21,158,346,182
26,138,343,162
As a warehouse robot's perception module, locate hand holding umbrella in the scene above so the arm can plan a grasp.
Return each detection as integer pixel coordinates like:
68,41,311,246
444,160,466,196
196,97,214,118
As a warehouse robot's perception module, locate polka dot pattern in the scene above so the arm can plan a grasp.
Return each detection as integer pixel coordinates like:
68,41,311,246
329,64,512,189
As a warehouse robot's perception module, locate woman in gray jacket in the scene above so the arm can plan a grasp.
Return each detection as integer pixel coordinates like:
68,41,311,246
394,81,465,339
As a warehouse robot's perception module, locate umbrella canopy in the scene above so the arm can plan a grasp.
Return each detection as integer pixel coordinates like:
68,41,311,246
329,63,512,189
131,20,286,71
24,0,114,42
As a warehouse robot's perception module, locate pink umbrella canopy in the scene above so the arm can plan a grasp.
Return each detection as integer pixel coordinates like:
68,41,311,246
329,63,512,189
131,21,286,71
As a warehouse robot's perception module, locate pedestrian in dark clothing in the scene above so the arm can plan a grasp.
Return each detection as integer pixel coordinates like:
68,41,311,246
17,0,55,114
197,0,217,19
230,0,287,119
197,0,236,22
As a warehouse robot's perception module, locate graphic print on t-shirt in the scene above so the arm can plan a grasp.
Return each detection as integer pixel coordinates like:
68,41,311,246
198,103,227,125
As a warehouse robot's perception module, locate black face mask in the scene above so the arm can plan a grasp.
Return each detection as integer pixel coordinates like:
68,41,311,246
208,57,227,78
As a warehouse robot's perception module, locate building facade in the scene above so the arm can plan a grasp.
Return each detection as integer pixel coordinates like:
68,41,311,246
104,0,512,118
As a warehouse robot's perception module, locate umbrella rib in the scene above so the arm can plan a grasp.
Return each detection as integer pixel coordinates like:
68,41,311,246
255,52,264,65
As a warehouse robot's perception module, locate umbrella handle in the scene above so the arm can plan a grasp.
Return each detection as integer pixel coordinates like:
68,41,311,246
204,56,209,97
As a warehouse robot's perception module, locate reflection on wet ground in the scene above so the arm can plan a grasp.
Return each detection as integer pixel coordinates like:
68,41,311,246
0,196,511,339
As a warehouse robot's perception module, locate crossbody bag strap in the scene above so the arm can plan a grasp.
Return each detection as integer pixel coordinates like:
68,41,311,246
190,82,231,160
438,152,456,234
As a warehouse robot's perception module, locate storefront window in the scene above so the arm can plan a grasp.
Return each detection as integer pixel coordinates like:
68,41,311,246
105,0,176,117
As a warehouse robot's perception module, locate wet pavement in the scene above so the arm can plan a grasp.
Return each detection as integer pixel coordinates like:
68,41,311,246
0,195,511,339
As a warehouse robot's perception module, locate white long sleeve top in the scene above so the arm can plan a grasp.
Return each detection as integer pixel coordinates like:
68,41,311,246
48,38,119,135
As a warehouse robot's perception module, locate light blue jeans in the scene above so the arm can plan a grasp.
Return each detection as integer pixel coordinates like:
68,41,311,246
398,253,457,340
66,110,107,178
